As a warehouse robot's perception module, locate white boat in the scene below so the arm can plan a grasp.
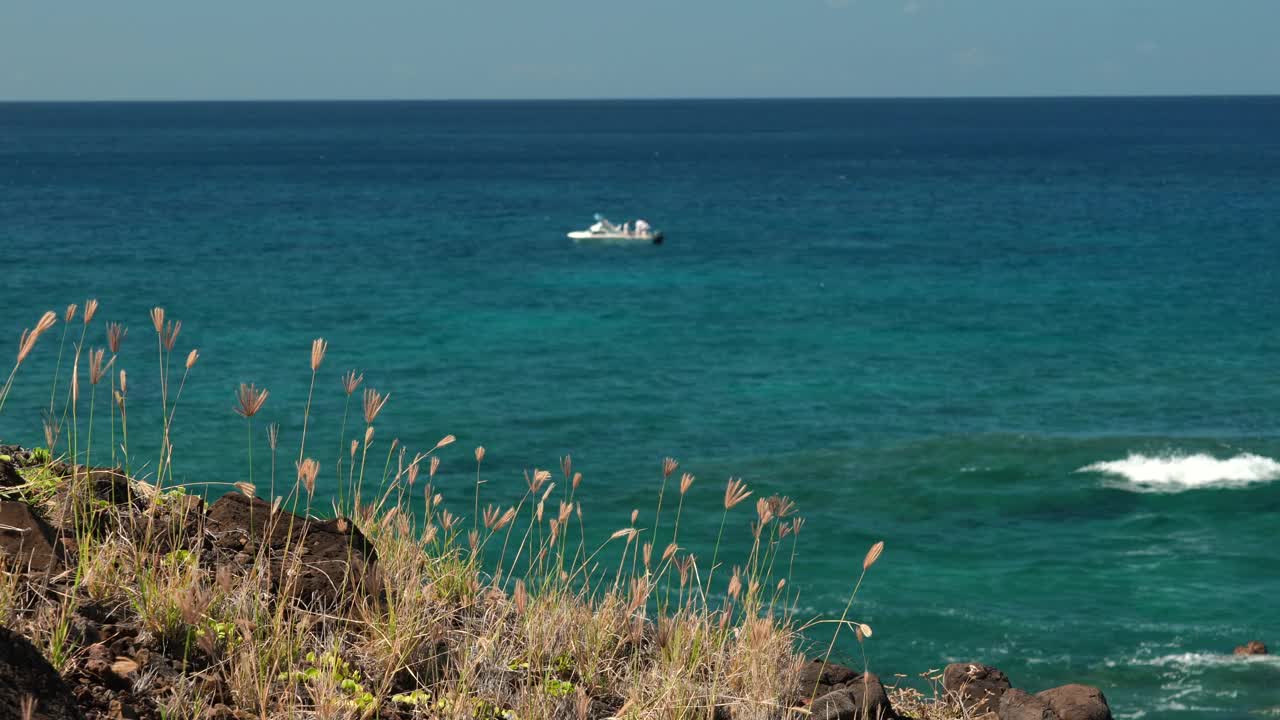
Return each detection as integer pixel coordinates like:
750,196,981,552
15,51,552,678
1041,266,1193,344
568,215,664,244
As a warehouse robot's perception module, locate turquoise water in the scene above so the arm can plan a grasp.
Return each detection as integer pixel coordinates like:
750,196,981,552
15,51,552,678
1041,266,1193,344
2,98,1279,717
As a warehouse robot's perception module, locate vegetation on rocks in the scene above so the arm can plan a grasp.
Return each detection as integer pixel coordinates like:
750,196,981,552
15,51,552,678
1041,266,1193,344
0,302,898,720
0,301,1116,720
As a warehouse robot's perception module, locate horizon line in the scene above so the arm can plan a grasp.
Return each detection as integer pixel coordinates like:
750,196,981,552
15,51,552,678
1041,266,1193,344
2,91,1279,104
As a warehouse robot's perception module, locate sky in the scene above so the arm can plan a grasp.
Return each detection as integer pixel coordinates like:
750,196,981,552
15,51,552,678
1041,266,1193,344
2,1,1278,101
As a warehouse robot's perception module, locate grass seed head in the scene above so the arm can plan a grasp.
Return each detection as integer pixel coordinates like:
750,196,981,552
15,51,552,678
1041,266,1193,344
297,458,320,497
65,304,78,323
83,298,99,325
724,477,752,510
107,322,126,354
514,580,528,615
766,495,797,518
88,348,115,385
233,383,268,418
215,565,233,593
341,369,363,395
16,311,58,364
863,540,885,571
185,348,199,369
43,417,59,449
755,497,774,527
663,456,679,478
475,445,485,463
149,307,164,333
497,507,516,530
310,337,327,372
162,320,181,351
526,468,550,493
362,387,389,424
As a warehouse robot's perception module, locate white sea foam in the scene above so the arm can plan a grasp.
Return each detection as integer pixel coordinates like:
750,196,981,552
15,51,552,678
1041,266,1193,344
1131,651,1280,670
1078,452,1280,493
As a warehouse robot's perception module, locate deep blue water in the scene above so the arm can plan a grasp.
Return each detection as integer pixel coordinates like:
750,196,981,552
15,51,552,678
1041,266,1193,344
2,98,1279,718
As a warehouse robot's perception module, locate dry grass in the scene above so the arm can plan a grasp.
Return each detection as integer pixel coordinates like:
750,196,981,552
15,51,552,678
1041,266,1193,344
0,303,887,720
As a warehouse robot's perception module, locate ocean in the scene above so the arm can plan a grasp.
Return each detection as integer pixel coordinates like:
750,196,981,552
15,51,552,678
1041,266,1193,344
1,97,1278,718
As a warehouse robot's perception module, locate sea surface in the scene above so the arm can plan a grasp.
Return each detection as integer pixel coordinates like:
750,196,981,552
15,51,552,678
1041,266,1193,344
2,97,1279,718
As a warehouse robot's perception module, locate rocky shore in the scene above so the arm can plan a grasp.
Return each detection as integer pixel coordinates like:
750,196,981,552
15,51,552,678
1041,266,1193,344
0,443,1257,720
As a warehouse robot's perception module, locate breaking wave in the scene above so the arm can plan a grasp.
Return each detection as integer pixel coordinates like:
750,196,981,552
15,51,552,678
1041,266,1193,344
1079,453,1280,493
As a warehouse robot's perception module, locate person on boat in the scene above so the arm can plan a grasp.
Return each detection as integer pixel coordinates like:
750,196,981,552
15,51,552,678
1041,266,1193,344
623,222,632,236
635,219,651,236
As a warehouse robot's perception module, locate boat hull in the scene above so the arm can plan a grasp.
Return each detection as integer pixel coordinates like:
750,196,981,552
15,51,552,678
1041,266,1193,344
568,231,663,245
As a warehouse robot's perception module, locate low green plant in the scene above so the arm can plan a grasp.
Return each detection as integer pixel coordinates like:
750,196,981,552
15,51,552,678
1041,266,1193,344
15,464,64,504
279,650,376,712
543,677,574,698
390,688,432,707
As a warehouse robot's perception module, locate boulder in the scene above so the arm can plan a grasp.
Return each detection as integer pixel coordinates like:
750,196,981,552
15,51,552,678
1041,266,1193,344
1234,640,1268,656
206,492,376,605
798,661,895,719
943,662,1012,712
0,500,63,572
0,624,84,720
799,660,861,696
998,689,1059,720
1035,684,1112,720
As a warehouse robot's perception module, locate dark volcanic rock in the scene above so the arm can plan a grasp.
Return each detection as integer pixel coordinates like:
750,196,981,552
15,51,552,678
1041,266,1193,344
206,492,376,605
799,661,895,719
86,468,137,507
1234,640,1268,656
1035,684,1112,720
0,500,63,572
0,453,22,492
944,662,1012,712
0,624,85,720
80,643,131,691
998,688,1059,720
798,660,864,696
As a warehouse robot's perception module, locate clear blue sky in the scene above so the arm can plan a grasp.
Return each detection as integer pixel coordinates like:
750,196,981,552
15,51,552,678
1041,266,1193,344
3,1,1277,101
